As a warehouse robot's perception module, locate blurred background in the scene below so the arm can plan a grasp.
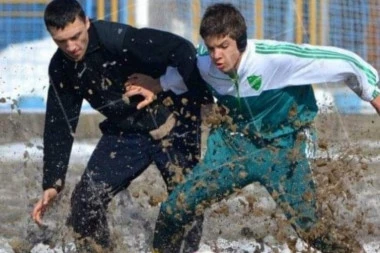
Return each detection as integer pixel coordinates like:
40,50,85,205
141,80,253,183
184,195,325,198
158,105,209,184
1,1,380,252
1,0,380,116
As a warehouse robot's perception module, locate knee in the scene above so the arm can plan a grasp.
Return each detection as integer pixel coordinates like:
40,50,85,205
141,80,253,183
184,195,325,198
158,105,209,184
68,200,100,235
69,182,110,230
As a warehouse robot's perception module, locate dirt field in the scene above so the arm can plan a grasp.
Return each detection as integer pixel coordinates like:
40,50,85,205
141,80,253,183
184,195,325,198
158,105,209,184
1,111,380,252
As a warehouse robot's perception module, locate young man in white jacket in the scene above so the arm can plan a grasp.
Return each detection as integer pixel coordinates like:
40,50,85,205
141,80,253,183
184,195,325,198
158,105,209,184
127,3,380,252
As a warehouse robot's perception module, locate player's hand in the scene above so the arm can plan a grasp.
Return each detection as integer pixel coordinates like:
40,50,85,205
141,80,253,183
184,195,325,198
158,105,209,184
124,85,156,109
126,73,163,94
32,188,58,227
370,95,380,115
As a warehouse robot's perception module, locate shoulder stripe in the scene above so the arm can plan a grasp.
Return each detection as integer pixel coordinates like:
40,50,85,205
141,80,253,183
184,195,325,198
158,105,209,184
255,42,377,85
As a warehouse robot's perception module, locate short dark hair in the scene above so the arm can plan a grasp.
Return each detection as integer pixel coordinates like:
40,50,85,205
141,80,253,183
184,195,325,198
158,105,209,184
200,3,247,41
44,0,86,30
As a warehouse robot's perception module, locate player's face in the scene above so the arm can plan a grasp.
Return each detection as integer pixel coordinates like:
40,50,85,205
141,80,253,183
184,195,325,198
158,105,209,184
204,35,242,75
48,16,90,62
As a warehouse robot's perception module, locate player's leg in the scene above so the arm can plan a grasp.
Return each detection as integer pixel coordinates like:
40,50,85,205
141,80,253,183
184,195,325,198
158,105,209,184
152,128,260,253
152,117,204,253
152,128,316,253
68,133,153,251
260,130,318,233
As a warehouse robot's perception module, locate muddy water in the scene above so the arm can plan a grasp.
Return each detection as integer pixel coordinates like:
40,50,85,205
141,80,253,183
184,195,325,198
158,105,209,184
1,113,380,252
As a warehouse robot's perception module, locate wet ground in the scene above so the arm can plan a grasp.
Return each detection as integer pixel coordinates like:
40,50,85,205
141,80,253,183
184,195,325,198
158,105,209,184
1,112,380,252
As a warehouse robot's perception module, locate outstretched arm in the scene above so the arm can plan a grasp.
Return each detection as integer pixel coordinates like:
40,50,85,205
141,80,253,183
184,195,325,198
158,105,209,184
34,61,82,226
255,41,380,103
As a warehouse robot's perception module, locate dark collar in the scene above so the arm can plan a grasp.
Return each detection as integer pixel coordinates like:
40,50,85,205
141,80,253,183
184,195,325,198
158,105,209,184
85,20,102,55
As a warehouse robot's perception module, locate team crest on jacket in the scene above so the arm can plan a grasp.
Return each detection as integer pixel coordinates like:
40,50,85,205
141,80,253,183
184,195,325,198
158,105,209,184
247,75,262,90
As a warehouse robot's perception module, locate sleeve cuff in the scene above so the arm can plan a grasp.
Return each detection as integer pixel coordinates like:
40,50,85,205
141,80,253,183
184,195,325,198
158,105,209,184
43,178,65,193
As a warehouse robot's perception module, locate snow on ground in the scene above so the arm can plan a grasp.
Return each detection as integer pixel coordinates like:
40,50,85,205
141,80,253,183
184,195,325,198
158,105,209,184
0,37,55,105
0,138,96,164
1,139,380,252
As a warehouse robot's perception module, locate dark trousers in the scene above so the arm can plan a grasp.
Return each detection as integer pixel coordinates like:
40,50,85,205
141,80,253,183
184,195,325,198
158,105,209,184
68,126,203,251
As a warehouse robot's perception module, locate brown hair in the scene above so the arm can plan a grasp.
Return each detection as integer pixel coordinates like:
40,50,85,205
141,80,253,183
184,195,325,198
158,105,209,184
200,3,247,43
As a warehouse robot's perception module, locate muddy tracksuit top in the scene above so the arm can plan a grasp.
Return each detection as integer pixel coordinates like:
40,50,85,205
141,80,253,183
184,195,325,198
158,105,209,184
152,39,380,252
42,20,211,192
195,39,380,139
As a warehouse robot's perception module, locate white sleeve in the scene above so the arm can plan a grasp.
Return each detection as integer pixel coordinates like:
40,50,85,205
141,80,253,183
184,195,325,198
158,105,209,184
159,66,188,95
256,41,380,101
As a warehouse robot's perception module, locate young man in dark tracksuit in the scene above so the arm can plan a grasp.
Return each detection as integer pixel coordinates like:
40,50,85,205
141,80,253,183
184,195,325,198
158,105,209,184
31,0,211,251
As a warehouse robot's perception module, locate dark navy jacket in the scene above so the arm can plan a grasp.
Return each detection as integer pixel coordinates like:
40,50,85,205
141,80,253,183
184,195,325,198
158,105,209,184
42,20,211,190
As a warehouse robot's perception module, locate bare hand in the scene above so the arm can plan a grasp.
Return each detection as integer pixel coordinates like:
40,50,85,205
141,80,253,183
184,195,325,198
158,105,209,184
126,73,162,94
32,188,58,227
124,85,156,109
370,96,380,115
